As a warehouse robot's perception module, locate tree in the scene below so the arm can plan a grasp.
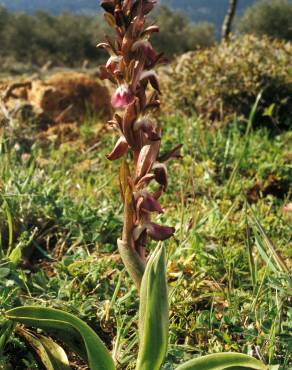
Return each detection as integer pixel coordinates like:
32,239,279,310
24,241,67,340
237,0,292,41
152,6,215,57
222,0,238,41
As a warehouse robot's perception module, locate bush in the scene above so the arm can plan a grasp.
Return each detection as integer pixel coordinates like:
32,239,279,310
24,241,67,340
161,35,292,129
237,0,292,42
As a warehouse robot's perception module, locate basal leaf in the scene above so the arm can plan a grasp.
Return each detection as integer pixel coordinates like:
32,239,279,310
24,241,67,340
17,328,64,370
175,353,268,370
136,245,169,370
39,335,71,370
6,306,115,370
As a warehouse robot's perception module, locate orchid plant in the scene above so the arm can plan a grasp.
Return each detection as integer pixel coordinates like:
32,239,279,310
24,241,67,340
97,0,182,288
3,1,273,370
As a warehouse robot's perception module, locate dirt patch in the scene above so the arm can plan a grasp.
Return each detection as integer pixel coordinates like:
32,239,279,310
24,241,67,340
247,175,290,203
1,71,112,129
28,72,111,122
37,122,81,146
29,72,112,123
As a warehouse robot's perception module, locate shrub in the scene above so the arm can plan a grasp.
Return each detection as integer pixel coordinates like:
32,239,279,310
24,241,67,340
237,0,292,42
161,35,292,129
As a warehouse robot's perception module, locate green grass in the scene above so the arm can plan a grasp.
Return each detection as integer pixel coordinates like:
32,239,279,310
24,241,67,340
0,112,291,369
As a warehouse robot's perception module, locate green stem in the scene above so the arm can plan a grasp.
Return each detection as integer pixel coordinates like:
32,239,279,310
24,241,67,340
117,239,145,290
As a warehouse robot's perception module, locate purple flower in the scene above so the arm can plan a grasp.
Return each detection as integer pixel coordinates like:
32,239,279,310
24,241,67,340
136,190,164,214
133,222,175,242
111,85,135,109
146,222,175,241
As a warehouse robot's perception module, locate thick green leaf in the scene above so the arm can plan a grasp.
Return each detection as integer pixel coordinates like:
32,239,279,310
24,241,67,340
175,353,268,370
136,245,169,370
17,328,70,370
6,306,115,370
39,335,71,370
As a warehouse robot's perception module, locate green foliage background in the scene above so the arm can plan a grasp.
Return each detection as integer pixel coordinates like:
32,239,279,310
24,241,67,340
0,6,215,69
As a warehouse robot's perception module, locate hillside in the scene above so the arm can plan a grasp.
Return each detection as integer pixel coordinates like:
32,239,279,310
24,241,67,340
0,0,256,31
161,0,256,28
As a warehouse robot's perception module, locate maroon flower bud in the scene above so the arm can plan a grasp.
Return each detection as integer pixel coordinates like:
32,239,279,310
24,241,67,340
114,8,125,27
122,0,134,15
100,0,115,14
142,25,160,37
136,173,155,189
132,40,157,63
153,163,168,188
132,0,157,16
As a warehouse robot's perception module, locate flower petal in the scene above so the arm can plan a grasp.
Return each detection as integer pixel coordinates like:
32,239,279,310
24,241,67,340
99,65,116,83
284,203,292,213
142,25,160,37
123,98,138,148
135,140,160,179
136,173,155,189
107,136,129,161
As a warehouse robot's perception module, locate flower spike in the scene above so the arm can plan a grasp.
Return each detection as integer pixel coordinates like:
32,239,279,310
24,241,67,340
100,0,181,288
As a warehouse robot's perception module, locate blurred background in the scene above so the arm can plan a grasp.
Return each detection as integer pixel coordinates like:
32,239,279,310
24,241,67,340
0,0,291,71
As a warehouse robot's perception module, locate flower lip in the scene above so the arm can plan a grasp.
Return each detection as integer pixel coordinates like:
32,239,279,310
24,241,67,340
133,118,161,141
111,84,135,109
146,222,175,241
136,190,164,214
